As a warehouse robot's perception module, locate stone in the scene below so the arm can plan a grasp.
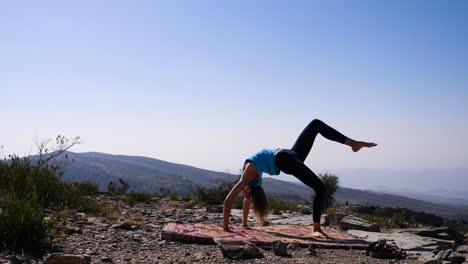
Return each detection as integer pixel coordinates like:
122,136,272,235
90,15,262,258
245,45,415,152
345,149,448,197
308,245,317,256
65,225,83,235
424,261,443,264
43,253,91,264
271,209,282,215
348,229,458,262
450,254,465,264
272,240,289,256
320,214,330,226
111,221,139,231
404,227,464,243
193,252,204,260
206,205,223,213
339,215,380,232
213,238,262,259
434,249,452,260
271,215,312,225
101,256,113,263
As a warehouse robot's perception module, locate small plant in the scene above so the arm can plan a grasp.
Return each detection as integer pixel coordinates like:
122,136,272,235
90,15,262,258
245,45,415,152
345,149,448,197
71,181,99,195
184,200,200,209
268,197,300,211
123,192,152,206
169,193,180,201
318,172,340,209
108,178,130,195
159,187,171,197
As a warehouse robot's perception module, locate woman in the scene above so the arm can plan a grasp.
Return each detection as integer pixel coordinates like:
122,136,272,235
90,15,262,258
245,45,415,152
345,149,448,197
222,119,377,238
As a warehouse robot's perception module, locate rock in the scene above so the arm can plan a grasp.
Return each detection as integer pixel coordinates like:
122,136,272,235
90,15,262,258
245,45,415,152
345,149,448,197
308,245,317,256
193,252,204,260
434,249,452,260
271,215,312,225
43,253,91,264
101,256,113,263
339,215,380,232
348,229,459,262
213,238,262,259
10,255,29,264
65,225,83,235
272,209,282,215
450,254,465,264
320,214,330,226
206,205,223,213
77,213,87,218
272,240,289,256
300,207,312,214
405,227,464,243
111,221,139,231
424,260,443,264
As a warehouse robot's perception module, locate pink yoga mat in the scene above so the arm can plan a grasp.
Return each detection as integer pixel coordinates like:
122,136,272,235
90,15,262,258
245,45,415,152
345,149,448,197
162,223,369,249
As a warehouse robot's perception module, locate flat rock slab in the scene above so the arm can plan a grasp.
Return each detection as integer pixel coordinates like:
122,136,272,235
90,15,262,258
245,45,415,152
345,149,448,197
162,222,369,249
347,229,458,261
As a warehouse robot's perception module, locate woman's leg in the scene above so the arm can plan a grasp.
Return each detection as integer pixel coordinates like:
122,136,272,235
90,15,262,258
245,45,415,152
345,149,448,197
291,119,348,162
275,151,326,224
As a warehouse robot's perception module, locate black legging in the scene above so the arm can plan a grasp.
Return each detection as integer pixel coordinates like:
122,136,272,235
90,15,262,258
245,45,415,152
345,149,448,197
274,119,347,222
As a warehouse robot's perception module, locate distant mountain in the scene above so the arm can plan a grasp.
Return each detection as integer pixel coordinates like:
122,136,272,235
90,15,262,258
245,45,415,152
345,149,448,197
59,152,468,221
375,190,468,210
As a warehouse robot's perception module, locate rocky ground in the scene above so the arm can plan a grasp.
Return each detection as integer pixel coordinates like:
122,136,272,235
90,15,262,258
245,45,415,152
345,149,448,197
0,195,465,264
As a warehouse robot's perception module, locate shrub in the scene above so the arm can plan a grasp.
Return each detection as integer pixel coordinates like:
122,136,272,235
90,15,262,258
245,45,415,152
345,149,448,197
318,172,340,209
108,178,130,195
0,135,114,252
123,192,152,206
184,200,200,209
192,178,237,205
349,205,446,229
0,193,54,251
268,197,300,211
169,193,180,201
71,181,99,195
159,187,171,197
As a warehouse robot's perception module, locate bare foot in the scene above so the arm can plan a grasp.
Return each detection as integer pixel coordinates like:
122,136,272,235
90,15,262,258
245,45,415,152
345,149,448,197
312,230,327,238
351,141,377,152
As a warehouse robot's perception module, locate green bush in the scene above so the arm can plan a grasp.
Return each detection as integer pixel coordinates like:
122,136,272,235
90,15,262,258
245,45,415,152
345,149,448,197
108,178,130,195
0,136,110,252
193,178,238,206
184,200,200,209
318,172,340,209
123,192,152,206
169,193,180,201
268,197,300,211
71,181,99,195
0,192,55,250
349,205,445,229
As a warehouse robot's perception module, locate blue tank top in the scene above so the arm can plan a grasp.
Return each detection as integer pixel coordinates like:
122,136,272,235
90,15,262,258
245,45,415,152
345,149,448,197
246,148,281,187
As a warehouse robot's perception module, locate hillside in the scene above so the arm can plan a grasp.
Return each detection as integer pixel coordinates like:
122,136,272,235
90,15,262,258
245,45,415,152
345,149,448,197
60,151,468,220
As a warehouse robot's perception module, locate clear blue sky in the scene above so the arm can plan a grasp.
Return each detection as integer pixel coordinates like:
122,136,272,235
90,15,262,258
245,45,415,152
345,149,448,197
1,1,467,187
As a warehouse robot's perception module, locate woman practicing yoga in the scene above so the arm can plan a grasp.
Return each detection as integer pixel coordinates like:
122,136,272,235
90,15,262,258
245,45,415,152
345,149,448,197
222,119,377,238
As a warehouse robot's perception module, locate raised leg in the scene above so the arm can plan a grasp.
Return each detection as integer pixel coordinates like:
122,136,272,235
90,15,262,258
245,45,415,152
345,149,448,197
291,119,348,162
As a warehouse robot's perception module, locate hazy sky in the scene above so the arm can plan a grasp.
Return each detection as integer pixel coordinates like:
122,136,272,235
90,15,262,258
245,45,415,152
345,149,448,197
1,1,467,186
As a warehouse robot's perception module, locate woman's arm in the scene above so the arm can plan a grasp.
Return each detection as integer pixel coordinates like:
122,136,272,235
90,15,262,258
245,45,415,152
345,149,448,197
223,163,257,231
242,187,251,227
